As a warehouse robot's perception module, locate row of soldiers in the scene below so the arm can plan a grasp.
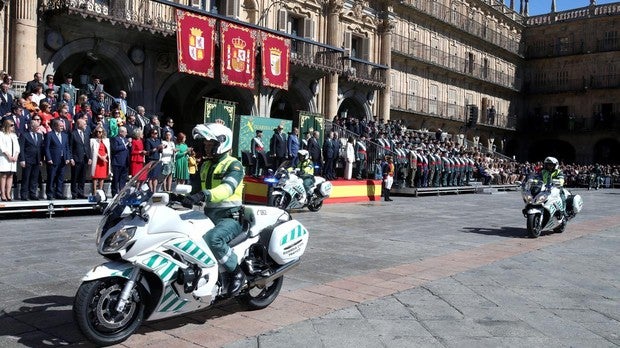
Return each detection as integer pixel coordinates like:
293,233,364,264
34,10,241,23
378,141,477,188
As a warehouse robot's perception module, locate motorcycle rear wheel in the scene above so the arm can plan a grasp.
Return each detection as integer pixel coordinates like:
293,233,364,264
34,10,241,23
73,278,146,346
526,213,542,238
238,276,283,310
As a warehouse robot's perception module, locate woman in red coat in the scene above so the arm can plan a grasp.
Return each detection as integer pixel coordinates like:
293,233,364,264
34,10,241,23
130,128,146,178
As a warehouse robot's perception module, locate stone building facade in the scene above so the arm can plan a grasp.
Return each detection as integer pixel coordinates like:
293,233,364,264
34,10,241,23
0,0,618,163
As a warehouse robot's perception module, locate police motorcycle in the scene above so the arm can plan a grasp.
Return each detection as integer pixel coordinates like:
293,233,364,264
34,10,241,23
520,174,583,238
73,161,309,346
266,156,332,212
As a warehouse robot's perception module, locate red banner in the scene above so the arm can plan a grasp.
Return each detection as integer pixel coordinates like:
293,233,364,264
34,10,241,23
261,33,290,90
176,10,216,78
220,21,257,89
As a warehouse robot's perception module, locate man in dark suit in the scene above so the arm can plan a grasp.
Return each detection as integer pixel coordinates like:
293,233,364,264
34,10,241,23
18,116,43,200
269,125,287,169
4,104,28,137
0,82,14,117
322,131,337,180
70,118,92,199
44,118,71,199
307,130,322,175
110,126,130,197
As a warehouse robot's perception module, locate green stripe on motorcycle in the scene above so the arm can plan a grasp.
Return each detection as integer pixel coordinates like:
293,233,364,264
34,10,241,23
160,263,177,280
172,300,188,311
189,245,201,256
145,255,159,267
162,289,175,303
161,298,178,312
180,241,193,251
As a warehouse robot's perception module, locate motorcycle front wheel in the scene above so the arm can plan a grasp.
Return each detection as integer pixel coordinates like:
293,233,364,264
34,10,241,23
73,278,147,346
269,193,289,210
526,213,542,238
308,200,323,212
238,276,283,310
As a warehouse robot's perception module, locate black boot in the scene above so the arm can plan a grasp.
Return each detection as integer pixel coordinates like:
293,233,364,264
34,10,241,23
228,266,246,296
385,189,393,201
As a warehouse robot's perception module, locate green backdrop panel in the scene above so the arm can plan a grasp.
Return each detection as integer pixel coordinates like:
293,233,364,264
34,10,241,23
235,116,292,157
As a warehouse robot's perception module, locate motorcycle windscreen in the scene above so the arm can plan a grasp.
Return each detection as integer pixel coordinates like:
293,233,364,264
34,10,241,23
269,220,309,264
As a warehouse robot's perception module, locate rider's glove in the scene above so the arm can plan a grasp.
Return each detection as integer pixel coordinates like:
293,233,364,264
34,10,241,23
182,191,211,207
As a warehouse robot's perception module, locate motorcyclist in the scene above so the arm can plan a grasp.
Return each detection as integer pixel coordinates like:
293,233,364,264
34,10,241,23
289,149,314,195
541,156,567,217
182,122,246,296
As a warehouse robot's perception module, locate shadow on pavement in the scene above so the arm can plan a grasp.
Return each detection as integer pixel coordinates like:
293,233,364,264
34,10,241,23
0,295,89,347
461,226,527,238
0,295,249,346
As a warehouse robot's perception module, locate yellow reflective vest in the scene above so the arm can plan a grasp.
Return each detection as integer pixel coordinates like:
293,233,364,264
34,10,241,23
200,154,244,209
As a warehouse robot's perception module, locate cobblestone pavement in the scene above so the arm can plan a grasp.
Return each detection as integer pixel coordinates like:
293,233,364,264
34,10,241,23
0,189,618,347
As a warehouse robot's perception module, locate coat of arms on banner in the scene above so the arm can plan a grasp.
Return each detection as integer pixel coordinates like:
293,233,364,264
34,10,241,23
229,37,250,73
189,28,205,61
176,10,215,78
269,47,282,76
220,21,256,89
261,33,290,90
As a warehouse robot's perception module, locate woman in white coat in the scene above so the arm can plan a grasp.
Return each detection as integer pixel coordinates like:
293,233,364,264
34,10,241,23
0,119,20,201
89,126,112,196
344,136,356,180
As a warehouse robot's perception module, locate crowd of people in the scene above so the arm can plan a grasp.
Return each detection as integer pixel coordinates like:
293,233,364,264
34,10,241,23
249,114,619,193
2,69,617,202
0,70,194,201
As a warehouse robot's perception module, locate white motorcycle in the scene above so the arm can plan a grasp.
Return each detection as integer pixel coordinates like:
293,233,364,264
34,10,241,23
520,175,583,238
73,161,309,346
266,161,333,212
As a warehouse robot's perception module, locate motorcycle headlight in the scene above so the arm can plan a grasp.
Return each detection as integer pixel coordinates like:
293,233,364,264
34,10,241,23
102,227,137,252
535,193,549,204
522,193,533,203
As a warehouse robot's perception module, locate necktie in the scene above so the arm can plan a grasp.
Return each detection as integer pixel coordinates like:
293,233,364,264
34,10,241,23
57,132,62,144
15,116,20,130
79,130,84,143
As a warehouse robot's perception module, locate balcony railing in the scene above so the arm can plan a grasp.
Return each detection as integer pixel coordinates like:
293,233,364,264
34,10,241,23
589,74,620,89
526,38,620,59
391,34,521,90
342,58,388,88
390,90,516,130
524,78,585,94
399,0,523,55
40,0,348,76
525,74,620,93
41,0,177,35
526,2,620,26
290,40,342,74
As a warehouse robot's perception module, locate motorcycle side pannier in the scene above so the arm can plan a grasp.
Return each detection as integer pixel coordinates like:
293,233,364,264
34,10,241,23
567,194,583,214
269,220,309,264
317,181,333,197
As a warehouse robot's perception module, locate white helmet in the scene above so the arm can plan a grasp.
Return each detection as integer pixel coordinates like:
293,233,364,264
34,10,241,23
192,123,233,156
543,156,559,170
298,149,309,160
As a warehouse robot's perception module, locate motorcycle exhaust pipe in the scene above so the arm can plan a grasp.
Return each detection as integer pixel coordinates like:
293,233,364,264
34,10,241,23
250,259,301,287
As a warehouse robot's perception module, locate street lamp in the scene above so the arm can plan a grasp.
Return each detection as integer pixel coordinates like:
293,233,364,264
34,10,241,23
258,0,287,27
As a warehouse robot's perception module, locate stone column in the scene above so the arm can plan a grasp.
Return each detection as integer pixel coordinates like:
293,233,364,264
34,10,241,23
11,0,38,81
325,0,342,120
378,17,394,121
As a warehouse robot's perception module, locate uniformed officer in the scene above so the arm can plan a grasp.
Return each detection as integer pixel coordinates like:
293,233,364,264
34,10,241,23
183,122,246,296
